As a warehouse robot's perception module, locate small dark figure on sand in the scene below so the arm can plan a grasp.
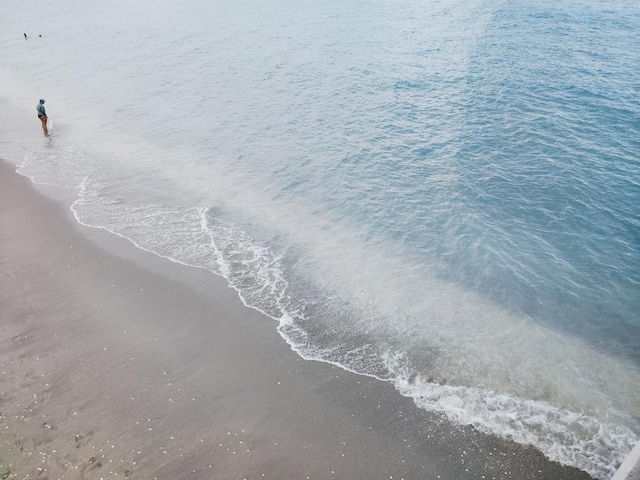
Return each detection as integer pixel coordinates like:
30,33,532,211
37,99,48,135
24,33,27,39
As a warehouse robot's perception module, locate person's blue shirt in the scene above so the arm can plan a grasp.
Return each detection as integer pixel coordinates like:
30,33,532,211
37,103,46,116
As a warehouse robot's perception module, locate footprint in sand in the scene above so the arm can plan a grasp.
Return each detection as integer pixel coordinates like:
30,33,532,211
88,456,103,471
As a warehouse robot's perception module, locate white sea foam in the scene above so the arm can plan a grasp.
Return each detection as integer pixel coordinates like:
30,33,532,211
384,351,638,479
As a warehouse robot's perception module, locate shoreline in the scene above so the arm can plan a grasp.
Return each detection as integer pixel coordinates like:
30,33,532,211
0,159,594,479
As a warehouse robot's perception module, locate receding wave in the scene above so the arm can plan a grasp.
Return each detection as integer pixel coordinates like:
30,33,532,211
41,170,636,480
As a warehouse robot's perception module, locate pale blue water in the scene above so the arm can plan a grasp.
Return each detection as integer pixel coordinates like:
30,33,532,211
1,0,639,477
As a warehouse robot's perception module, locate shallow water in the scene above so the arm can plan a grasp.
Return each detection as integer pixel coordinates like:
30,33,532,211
1,0,639,477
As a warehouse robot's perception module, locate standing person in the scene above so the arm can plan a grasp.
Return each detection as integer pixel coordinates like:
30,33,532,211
37,99,48,135
24,33,27,39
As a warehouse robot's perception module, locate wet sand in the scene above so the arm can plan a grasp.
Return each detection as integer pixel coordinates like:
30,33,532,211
0,159,593,479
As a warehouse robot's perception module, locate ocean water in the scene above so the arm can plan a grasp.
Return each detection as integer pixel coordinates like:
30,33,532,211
1,0,639,477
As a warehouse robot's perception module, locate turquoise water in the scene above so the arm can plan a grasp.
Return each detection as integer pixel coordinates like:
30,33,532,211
1,0,639,477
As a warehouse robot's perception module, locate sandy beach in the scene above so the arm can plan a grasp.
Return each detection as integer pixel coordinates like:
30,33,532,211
0,158,593,479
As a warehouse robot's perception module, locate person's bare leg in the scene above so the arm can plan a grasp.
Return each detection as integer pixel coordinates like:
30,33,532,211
40,115,48,135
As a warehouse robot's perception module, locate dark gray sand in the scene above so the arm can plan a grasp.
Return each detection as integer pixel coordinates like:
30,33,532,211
0,160,593,479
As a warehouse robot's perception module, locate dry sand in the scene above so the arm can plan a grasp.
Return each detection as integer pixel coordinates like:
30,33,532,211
0,159,592,479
